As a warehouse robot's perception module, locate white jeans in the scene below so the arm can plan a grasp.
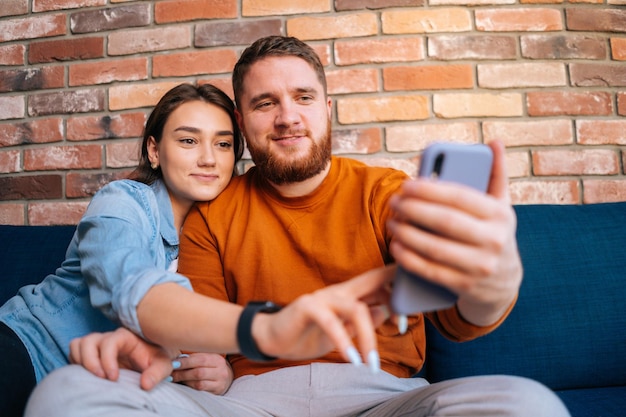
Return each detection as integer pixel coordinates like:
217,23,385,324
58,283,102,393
25,363,570,417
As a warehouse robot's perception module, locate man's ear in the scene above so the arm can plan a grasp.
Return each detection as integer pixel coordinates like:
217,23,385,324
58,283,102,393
235,108,244,132
147,136,159,166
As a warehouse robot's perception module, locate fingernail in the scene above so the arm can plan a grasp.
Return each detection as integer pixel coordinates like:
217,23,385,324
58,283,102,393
171,360,181,370
398,314,408,334
177,354,189,358
345,346,362,367
379,305,391,321
165,376,173,383
367,350,380,374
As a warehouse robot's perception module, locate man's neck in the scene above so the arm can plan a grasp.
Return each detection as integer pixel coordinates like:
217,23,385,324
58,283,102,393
268,160,332,198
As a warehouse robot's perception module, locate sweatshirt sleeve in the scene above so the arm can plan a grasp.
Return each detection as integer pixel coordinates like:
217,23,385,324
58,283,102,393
425,295,517,342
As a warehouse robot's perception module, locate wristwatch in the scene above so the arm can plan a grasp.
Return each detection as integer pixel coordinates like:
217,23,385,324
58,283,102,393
237,301,282,362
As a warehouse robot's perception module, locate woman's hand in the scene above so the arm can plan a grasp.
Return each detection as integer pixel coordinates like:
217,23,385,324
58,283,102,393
69,327,175,391
253,264,396,373
171,353,233,395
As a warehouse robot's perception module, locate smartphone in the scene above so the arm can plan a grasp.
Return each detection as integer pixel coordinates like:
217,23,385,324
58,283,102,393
391,142,494,315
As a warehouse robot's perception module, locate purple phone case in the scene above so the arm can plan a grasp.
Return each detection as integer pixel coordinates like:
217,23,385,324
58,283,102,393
391,143,493,315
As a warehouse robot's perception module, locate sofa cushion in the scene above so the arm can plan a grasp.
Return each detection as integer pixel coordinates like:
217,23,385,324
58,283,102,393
556,386,626,417
1,225,76,305
423,202,626,391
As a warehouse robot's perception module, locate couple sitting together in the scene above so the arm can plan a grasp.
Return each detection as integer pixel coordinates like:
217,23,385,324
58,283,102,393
0,35,569,417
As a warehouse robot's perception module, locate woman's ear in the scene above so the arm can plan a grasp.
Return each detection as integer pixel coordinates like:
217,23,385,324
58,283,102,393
147,136,159,168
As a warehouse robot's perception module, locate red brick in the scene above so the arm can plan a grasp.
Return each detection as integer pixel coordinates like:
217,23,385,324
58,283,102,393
108,26,191,56
198,77,234,99
28,89,105,117
566,8,626,32
70,57,148,86
478,63,566,88
533,149,619,175
153,50,237,77
618,92,626,116
483,119,573,147
509,180,580,204
0,175,63,200
611,38,626,60
336,0,424,11
155,0,236,23
0,44,25,66
195,20,282,47
331,127,382,154
66,171,129,198
382,9,471,34
243,0,329,16
386,122,480,152
108,82,182,111
577,120,626,145
0,203,25,225
33,0,105,12
476,8,562,32
28,202,88,225
24,144,102,170
0,118,64,147
326,68,379,95
384,64,473,90
0,66,65,93
106,141,141,168
335,37,425,65
505,152,531,179
0,150,20,173
570,63,626,87
521,34,607,59
287,13,377,40
70,4,150,34
0,14,66,42
1,0,28,17
337,95,429,124
428,35,517,60
29,37,104,64
67,112,145,141
527,92,613,116
583,180,626,203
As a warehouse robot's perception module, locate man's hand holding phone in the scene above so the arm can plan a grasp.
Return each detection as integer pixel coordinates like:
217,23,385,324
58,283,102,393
388,141,522,328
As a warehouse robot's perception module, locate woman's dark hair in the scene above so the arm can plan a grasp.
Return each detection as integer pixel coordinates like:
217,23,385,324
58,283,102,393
129,83,244,185
232,36,327,109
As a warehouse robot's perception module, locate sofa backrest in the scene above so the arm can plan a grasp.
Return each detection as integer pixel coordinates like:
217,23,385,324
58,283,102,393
0,225,76,305
423,202,626,391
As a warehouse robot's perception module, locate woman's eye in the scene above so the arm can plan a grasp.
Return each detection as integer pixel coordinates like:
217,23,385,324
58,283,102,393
179,138,195,145
217,141,233,149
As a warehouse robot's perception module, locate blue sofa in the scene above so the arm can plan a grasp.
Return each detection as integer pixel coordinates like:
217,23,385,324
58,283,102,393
2,202,625,416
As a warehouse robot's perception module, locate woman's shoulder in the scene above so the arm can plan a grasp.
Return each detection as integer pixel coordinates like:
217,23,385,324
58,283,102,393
86,179,158,219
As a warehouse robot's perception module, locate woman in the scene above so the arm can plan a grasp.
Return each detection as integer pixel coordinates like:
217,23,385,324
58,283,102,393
0,83,244,417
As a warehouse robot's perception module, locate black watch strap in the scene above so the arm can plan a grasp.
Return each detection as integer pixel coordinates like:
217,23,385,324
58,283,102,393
237,301,282,362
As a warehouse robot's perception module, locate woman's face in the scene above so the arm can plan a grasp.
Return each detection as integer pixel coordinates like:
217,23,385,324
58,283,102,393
148,100,236,216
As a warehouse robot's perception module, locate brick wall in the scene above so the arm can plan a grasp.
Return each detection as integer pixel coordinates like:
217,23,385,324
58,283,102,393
1,0,625,225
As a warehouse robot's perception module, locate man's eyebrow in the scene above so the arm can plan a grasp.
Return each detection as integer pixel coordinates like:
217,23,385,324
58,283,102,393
248,87,319,106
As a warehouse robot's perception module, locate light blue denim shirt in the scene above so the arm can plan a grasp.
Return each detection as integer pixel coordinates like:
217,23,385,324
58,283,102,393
0,179,192,382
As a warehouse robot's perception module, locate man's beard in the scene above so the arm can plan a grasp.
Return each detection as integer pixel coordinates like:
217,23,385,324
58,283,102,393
247,122,332,185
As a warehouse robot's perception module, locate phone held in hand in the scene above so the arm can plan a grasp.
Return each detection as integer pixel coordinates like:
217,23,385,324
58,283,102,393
391,142,494,315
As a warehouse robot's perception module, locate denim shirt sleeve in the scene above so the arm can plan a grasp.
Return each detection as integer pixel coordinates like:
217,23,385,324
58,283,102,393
76,180,192,338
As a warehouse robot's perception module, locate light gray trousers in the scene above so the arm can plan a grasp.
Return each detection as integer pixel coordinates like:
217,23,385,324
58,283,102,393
25,363,570,417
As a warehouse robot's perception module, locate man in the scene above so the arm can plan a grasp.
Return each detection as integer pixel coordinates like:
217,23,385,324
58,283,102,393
174,35,567,416
26,36,570,416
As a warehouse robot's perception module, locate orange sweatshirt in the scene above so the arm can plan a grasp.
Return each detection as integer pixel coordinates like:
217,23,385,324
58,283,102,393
178,157,510,379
